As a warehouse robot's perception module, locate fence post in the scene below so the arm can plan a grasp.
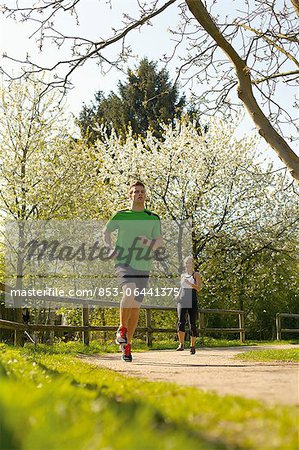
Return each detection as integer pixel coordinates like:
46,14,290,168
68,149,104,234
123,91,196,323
198,310,205,344
276,313,281,340
239,312,245,343
82,306,90,345
145,309,153,347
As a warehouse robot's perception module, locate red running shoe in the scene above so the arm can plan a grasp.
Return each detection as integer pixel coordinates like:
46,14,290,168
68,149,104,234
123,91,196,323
115,326,127,344
121,343,132,362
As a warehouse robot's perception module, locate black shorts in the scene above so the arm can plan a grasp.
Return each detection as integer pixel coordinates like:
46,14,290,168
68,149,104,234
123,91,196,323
115,264,149,302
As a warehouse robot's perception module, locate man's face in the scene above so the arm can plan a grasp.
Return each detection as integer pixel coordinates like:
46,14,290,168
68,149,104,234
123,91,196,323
129,185,146,203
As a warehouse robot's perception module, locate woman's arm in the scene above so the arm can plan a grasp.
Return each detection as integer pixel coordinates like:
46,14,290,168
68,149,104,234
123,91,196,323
194,272,202,291
183,272,202,291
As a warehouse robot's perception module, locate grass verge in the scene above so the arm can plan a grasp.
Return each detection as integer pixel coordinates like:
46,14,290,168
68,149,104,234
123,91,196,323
0,343,298,450
235,348,299,362
19,337,299,357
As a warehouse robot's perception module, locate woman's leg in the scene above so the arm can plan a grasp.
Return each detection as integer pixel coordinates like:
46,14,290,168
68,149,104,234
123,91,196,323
177,303,187,350
178,330,185,345
188,303,199,353
190,335,196,347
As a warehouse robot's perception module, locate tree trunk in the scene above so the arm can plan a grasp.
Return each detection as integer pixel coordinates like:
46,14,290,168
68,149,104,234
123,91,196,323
15,222,25,346
185,0,299,181
291,0,299,18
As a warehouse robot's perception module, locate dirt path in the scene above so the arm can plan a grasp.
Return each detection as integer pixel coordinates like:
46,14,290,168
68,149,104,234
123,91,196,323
80,345,299,406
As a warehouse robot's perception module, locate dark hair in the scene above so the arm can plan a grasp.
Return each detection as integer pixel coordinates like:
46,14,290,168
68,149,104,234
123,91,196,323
129,181,145,193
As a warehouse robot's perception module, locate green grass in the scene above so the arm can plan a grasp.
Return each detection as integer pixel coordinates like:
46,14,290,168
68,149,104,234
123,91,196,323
24,337,299,357
235,348,299,362
246,340,299,346
0,343,298,450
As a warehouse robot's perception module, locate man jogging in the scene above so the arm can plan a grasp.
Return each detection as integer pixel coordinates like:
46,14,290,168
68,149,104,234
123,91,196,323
103,181,163,362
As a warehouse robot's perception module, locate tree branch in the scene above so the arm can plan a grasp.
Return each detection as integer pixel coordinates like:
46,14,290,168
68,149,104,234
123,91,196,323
252,70,299,84
236,22,299,68
291,0,299,18
2,0,177,93
185,0,299,181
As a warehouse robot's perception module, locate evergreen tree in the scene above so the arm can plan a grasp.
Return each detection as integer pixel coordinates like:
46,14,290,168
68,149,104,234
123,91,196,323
78,58,186,142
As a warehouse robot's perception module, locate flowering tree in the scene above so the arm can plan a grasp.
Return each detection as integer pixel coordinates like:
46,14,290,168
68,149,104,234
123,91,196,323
94,118,299,321
95,118,298,221
0,80,105,221
0,78,104,343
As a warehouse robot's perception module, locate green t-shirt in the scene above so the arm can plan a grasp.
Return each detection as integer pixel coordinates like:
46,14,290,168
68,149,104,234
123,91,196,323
105,209,162,271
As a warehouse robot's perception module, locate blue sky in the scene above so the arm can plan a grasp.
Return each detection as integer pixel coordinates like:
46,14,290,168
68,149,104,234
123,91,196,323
0,0,181,114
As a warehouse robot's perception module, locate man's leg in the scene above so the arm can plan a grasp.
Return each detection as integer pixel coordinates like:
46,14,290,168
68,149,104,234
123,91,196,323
116,271,148,361
120,283,142,344
119,284,140,362
124,273,148,342
127,307,141,343
120,282,136,327
116,282,135,344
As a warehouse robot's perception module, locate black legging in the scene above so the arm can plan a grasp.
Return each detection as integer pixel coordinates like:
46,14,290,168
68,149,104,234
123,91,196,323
177,289,199,337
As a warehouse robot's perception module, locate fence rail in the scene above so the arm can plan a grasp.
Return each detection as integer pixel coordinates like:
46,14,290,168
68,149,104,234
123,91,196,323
0,284,245,345
0,307,245,346
198,308,245,343
276,313,299,340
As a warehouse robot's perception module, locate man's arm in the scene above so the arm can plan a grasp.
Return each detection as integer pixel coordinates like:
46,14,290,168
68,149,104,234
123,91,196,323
102,228,113,249
102,227,119,259
138,236,164,250
102,211,119,249
152,236,164,251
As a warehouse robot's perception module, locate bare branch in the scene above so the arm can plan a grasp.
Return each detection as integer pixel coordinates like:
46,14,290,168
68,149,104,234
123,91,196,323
252,70,299,84
235,21,299,68
185,0,299,181
2,0,177,94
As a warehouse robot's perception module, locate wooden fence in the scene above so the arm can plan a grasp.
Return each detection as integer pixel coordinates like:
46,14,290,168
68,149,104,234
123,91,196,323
276,313,299,340
0,305,245,346
0,283,245,345
199,308,245,343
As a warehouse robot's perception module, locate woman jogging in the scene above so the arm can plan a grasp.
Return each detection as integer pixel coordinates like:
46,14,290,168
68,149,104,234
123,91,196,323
176,256,202,354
